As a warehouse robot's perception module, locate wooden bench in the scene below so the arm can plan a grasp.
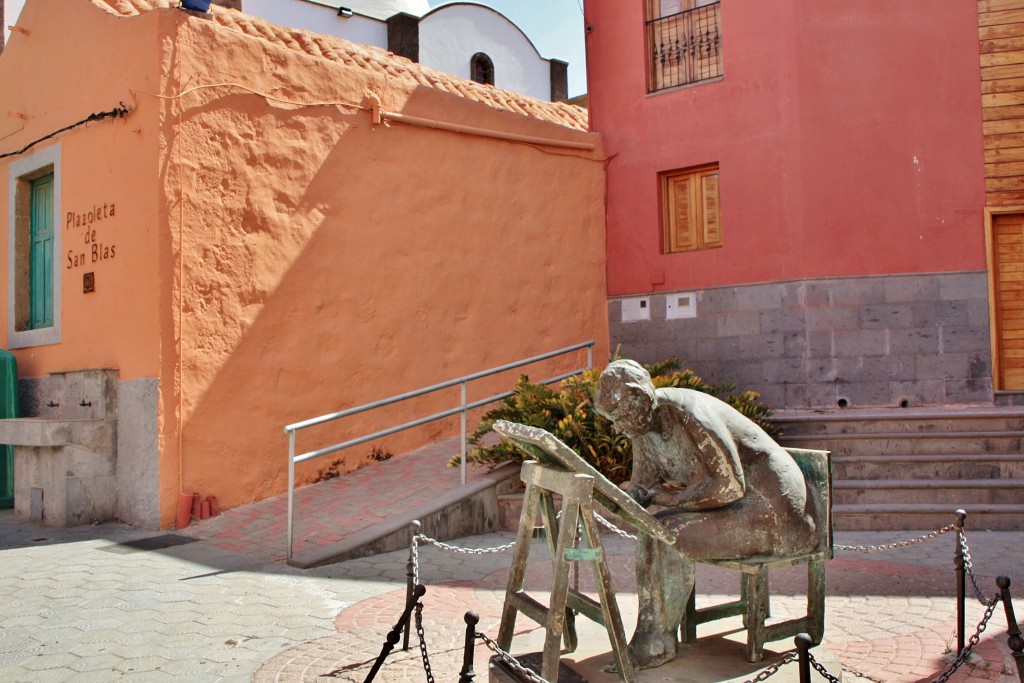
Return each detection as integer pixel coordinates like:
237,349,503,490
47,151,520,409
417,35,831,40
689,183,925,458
679,448,833,662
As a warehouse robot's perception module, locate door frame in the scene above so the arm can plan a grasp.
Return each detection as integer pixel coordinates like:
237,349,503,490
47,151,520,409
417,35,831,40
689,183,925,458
984,207,1024,390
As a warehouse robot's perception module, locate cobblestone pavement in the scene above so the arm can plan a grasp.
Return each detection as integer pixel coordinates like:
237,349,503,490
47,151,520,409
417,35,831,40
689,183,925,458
0,444,1022,682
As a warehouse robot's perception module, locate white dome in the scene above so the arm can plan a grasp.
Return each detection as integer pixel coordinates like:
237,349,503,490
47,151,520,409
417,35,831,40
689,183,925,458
344,0,431,19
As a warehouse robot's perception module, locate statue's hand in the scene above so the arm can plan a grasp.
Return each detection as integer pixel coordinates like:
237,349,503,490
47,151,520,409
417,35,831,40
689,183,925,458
624,484,653,507
650,481,688,507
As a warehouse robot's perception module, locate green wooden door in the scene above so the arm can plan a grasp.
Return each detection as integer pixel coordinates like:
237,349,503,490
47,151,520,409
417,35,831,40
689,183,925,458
0,350,18,509
29,173,54,329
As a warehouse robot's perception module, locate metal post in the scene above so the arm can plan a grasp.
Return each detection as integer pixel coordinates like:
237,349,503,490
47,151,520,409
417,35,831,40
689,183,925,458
364,584,426,683
287,429,296,563
586,345,593,370
955,509,967,655
795,633,812,683
403,520,421,651
460,381,468,486
997,576,1024,683
458,611,480,683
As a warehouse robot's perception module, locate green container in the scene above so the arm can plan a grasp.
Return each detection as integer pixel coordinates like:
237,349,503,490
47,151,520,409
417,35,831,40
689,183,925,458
0,350,18,508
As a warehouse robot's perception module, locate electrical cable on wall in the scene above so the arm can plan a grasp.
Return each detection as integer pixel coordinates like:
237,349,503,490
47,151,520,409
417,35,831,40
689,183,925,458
0,103,131,160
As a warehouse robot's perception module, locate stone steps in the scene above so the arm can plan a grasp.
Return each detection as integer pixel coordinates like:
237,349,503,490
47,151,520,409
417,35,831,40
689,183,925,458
771,407,1024,532
774,406,1024,435
831,504,1024,531
777,430,1024,456
833,454,1024,480
833,479,1024,505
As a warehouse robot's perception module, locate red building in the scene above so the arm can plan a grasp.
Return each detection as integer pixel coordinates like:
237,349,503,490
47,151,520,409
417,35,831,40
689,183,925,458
584,0,1014,409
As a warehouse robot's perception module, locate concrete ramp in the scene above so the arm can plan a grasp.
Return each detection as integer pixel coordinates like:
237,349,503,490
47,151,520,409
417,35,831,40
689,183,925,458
182,437,521,568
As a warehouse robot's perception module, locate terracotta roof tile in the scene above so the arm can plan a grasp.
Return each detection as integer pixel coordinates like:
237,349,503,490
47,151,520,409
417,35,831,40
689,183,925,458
89,0,589,131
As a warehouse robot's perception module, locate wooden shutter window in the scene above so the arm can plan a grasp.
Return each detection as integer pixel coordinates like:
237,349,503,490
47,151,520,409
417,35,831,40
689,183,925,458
700,170,721,246
662,164,721,253
665,173,696,252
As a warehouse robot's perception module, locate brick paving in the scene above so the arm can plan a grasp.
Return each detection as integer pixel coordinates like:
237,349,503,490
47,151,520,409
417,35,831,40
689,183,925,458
0,438,1021,682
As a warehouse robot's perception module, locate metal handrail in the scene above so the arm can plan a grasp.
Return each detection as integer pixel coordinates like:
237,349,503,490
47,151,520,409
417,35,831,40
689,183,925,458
284,341,595,562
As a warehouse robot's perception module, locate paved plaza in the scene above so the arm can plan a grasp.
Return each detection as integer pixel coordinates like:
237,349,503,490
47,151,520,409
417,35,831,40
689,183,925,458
0,444,1022,682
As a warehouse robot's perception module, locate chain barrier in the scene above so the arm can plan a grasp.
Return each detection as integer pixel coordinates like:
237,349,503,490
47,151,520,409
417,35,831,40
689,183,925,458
476,631,552,683
411,530,420,587
414,604,436,683
736,652,797,683
809,653,844,683
929,594,1002,683
410,532,516,594
399,515,1015,683
415,533,517,555
834,524,955,553
593,511,638,540
959,530,994,605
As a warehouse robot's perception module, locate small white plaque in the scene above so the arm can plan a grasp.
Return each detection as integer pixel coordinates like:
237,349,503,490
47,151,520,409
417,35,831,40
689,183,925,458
621,297,651,323
666,292,697,319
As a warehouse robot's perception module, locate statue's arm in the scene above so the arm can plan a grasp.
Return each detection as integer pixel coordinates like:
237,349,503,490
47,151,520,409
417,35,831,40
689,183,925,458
621,441,660,507
650,408,745,510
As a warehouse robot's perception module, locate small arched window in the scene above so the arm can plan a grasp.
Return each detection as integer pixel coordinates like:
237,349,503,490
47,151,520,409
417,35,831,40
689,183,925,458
470,53,495,86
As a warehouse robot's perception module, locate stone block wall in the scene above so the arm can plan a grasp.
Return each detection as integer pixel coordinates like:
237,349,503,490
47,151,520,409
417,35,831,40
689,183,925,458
609,271,993,409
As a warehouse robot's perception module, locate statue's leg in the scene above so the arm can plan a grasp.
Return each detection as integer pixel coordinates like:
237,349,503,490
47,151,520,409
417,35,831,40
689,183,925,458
632,533,692,669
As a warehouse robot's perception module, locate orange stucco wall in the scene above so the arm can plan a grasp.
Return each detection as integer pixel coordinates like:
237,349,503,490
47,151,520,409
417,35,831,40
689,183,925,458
159,12,608,524
0,2,165,380
1,3,608,528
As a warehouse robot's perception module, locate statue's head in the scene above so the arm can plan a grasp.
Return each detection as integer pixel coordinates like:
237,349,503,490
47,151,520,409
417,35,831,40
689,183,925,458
595,359,657,438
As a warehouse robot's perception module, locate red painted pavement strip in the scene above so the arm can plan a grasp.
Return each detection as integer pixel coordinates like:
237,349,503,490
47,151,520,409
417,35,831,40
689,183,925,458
252,553,1022,683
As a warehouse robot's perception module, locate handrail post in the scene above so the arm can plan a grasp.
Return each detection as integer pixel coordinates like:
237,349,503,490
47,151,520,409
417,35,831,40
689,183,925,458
403,520,421,651
287,429,296,563
459,611,480,683
587,344,593,370
795,633,812,683
955,509,967,655
997,576,1024,683
460,381,468,486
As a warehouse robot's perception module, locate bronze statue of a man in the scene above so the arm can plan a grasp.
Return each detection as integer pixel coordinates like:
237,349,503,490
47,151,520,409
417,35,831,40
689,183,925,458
594,359,819,669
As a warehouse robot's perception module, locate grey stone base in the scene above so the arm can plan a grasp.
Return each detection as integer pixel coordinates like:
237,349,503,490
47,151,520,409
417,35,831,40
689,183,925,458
610,271,993,410
13,372,159,529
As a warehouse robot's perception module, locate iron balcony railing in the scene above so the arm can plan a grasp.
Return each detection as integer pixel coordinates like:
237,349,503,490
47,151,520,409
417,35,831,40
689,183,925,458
283,341,595,562
648,1,722,92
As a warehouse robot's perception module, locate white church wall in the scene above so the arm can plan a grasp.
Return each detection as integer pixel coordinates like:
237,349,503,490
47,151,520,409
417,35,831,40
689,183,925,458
420,4,551,101
243,0,388,48
3,0,27,46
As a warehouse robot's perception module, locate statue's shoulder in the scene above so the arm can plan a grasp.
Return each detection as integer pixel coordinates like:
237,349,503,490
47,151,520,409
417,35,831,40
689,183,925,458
656,386,721,409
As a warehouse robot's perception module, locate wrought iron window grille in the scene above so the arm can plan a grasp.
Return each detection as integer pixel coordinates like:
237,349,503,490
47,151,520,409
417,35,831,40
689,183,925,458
648,2,722,92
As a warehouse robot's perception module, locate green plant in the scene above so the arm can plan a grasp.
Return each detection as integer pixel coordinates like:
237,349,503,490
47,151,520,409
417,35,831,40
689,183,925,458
451,358,778,484
314,458,345,483
314,446,394,482
370,447,394,462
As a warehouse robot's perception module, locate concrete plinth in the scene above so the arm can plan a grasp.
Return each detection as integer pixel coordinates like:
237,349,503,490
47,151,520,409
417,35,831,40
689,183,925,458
490,608,842,682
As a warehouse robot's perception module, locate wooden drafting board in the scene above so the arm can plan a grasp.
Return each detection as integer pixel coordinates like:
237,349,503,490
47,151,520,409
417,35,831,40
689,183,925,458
492,420,675,547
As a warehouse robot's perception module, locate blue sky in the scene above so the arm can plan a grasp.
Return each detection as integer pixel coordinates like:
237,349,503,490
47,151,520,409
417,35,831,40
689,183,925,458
429,0,588,97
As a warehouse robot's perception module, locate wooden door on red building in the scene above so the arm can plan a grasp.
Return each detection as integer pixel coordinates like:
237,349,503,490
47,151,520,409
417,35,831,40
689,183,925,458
993,213,1024,389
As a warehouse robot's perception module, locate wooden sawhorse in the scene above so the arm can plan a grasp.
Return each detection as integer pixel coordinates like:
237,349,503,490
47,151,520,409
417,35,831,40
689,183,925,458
497,460,635,683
